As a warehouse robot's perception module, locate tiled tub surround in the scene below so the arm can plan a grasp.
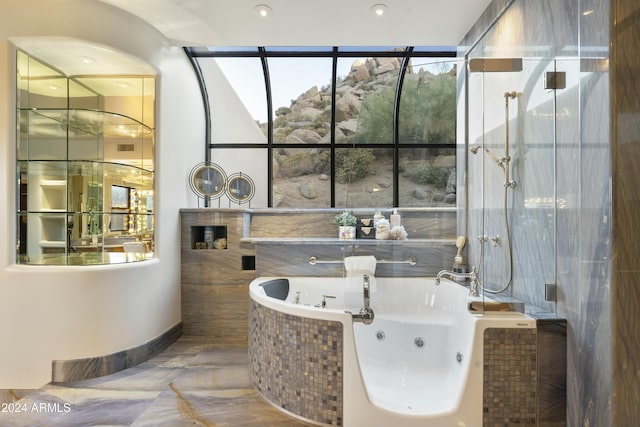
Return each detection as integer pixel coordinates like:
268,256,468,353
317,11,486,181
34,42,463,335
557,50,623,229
249,275,540,427
249,301,344,426
483,328,537,426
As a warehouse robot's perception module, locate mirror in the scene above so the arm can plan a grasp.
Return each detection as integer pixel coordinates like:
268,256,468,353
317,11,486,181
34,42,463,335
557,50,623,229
227,173,255,204
190,163,227,199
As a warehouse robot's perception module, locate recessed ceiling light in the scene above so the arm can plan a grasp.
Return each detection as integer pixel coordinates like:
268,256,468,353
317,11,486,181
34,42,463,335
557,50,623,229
47,84,60,91
117,81,132,88
371,3,387,16
583,9,594,16
255,4,272,17
78,55,96,64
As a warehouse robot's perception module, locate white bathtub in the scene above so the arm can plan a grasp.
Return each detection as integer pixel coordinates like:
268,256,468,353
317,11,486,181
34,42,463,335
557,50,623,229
249,275,536,427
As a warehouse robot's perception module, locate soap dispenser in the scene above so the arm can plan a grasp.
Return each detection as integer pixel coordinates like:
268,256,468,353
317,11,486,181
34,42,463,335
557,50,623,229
390,209,401,228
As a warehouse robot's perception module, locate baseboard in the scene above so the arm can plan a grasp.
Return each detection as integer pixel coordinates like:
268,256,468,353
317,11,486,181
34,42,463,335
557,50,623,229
51,322,182,383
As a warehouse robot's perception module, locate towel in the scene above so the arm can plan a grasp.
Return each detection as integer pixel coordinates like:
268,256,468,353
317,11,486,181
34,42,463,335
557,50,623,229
344,255,377,276
343,256,377,307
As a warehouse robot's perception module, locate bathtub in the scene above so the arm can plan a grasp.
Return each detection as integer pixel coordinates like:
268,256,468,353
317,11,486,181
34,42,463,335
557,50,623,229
249,275,536,427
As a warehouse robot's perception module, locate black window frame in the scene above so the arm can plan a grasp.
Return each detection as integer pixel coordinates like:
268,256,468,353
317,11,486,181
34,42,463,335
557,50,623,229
184,46,457,207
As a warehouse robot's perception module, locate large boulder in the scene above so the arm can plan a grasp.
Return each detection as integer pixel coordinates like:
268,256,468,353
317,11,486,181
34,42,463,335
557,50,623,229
296,85,320,104
372,57,401,75
285,129,322,144
412,187,429,200
337,119,359,136
335,90,362,122
348,59,370,82
319,127,347,143
298,107,323,121
299,182,317,199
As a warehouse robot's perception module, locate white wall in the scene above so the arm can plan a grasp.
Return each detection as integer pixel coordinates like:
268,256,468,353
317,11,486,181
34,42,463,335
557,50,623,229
199,59,269,207
0,0,204,388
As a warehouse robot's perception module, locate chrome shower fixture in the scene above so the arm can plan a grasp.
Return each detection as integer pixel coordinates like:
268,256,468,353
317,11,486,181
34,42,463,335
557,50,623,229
471,91,519,296
484,147,504,170
502,91,518,188
470,145,505,171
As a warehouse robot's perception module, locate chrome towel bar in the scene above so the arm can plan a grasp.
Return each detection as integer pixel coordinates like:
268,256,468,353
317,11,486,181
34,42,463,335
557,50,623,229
308,256,416,266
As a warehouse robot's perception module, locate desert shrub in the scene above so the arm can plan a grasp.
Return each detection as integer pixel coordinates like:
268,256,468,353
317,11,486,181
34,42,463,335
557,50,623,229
408,164,449,188
314,150,331,174
335,148,375,183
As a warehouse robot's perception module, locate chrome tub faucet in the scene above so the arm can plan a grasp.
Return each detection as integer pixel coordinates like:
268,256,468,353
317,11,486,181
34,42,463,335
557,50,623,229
436,267,480,297
351,273,375,325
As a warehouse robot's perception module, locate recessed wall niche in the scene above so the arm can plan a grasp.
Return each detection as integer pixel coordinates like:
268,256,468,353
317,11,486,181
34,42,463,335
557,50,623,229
191,226,227,250
16,50,156,265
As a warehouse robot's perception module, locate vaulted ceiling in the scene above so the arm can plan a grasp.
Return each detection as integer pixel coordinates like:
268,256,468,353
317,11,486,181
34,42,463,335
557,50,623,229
98,0,492,47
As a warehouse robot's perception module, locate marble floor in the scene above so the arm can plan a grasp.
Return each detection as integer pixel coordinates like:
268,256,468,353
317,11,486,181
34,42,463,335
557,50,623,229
0,336,314,427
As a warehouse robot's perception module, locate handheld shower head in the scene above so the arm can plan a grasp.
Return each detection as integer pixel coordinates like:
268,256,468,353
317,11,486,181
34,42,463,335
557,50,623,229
484,147,501,164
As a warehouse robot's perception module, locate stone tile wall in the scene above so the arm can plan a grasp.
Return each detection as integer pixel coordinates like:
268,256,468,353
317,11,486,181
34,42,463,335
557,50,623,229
248,300,343,426
483,327,537,427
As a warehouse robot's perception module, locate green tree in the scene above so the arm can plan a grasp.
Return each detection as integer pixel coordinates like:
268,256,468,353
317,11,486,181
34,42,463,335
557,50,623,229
352,70,456,145
352,85,396,144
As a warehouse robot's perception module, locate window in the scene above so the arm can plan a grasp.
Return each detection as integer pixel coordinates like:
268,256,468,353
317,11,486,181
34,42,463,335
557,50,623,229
186,47,457,208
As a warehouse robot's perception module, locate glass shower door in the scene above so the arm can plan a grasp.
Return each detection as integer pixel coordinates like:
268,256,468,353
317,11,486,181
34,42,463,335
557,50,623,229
466,57,564,314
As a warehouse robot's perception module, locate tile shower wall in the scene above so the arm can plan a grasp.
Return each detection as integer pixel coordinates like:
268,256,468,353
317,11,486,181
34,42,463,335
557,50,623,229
461,0,640,424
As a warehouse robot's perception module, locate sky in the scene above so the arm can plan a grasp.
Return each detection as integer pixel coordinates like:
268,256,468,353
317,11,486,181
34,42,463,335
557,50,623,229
214,57,352,123
214,56,456,124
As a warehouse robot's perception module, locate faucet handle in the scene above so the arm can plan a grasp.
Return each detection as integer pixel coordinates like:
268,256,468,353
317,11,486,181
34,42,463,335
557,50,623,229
321,294,336,308
292,290,301,304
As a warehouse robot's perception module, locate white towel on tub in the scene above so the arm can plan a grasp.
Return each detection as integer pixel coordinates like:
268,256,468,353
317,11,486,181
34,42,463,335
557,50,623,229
344,255,377,276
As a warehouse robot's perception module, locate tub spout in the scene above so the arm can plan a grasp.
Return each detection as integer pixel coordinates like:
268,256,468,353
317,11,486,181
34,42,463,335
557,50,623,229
436,267,480,297
352,307,375,325
351,274,375,325
363,274,370,308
